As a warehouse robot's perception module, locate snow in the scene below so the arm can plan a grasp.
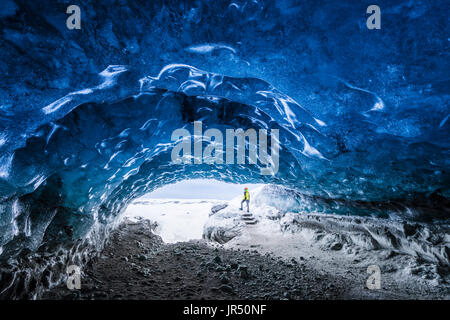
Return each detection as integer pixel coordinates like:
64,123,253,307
106,183,450,298
122,181,264,243
123,198,220,243
202,185,450,298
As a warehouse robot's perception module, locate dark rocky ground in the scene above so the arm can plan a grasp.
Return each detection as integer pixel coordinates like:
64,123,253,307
42,219,363,300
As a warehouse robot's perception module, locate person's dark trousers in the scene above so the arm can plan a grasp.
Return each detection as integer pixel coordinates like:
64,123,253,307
241,199,249,212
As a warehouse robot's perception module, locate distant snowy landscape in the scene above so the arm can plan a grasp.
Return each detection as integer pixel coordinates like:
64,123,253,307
123,180,262,243
124,199,220,243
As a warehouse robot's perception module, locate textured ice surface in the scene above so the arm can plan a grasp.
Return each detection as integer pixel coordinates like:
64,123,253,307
205,185,449,262
1,62,447,260
0,0,449,297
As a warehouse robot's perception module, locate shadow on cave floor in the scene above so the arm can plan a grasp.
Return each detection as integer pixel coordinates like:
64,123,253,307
42,219,421,300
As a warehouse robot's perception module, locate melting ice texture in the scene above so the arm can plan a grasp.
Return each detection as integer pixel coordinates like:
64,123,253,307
0,62,448,260
0,0,449,262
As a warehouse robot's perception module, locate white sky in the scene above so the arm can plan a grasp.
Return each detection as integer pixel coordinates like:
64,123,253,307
142,179,262,200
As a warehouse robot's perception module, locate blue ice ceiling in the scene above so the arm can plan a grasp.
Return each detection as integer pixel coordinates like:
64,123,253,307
0,0,449,258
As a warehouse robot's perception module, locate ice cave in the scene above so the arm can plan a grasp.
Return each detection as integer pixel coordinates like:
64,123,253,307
0,0,448,300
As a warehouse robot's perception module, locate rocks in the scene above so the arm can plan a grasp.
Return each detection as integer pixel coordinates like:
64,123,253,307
137,255,147,261
383,265,398,273
135,266,151,277
403,222,419,237
238,265,250,279
135,241,144,248
174,251,183,257
44,218,446,301
220,274,230,284
210,204,228,216
330,243,343,251
204,262,215,271
383,250,398,260
219,284,234,294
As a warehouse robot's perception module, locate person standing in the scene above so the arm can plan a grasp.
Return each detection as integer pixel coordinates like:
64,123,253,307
240,187,250,212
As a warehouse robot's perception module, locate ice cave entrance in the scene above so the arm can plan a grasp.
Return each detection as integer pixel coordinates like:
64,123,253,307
123,179,262,243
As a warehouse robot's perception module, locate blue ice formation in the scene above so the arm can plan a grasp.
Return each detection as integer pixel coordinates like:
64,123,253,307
0,0,448,263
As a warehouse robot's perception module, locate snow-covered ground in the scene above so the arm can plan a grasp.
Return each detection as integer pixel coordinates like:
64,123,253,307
123,183,449,299
203,185,450,299
123,180,262,243
123,198,222,243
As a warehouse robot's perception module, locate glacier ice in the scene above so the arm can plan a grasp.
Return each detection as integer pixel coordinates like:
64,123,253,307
0,63,447,263
0,0,448,298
